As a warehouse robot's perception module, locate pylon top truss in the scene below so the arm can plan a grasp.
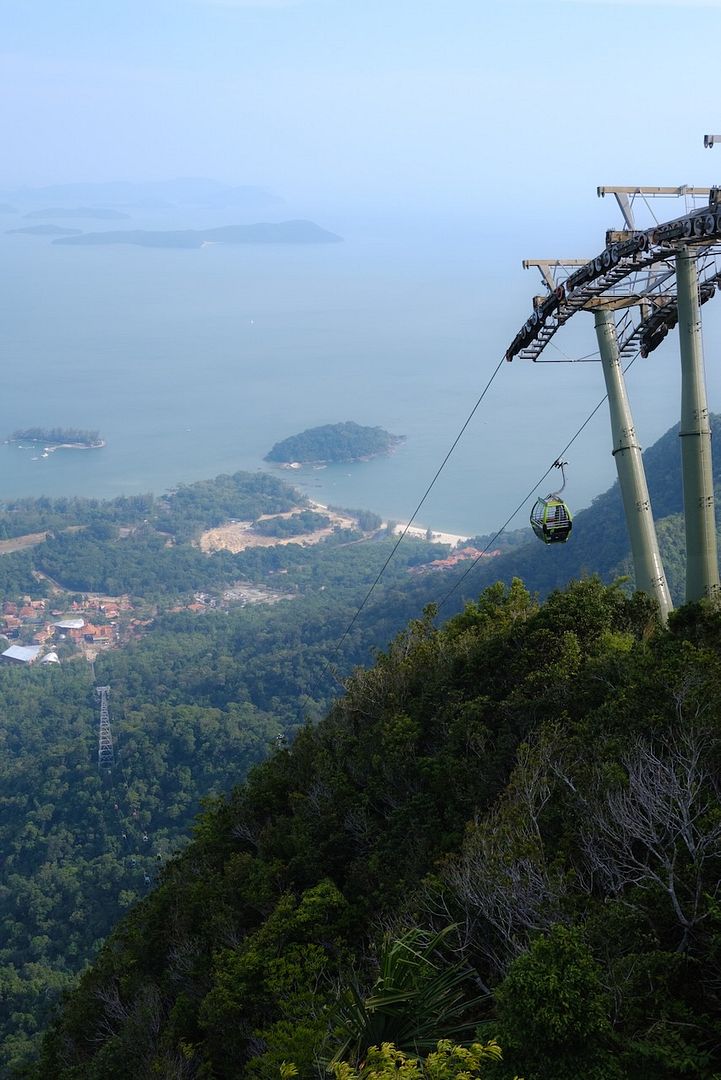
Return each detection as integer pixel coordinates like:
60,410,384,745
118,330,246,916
506,186,721,363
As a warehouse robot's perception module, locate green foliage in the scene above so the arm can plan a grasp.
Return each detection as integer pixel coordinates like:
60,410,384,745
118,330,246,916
28,578,721,1079
0,470,297,544
31,577,660,1080
0,549,40,597
0,525,446,1074
491,926,618,1080
0,471,434,601
265,422,401,464
0,660,279,1074
332,508,382,533
331,926,485,1064
253,511,331,537
201,880,352,1079
159,470,300,541
328,1039,508,1080
10,428,101,446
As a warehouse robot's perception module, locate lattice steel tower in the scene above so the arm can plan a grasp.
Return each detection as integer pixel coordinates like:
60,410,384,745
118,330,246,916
95,685,115,768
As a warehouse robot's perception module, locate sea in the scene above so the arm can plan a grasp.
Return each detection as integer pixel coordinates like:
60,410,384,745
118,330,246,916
2,203,719,538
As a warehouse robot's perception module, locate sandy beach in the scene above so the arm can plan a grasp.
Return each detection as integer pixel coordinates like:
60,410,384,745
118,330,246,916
308,501,470,548
390,522,470,547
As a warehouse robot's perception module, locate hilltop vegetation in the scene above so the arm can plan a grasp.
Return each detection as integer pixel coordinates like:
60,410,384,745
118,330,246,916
266,422,403,464
28,580,721,1079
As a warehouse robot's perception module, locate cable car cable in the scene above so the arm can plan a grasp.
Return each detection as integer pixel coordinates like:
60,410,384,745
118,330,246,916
307,343,638,702
308,355,507,695
435,352,640,612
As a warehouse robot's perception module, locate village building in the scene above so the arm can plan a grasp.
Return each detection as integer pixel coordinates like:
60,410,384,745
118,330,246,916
409,546,502,575
1,644,43,665
53,618,85,630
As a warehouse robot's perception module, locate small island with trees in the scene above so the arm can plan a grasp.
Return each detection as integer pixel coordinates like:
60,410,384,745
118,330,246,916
9,427,105,450
265,421,403,465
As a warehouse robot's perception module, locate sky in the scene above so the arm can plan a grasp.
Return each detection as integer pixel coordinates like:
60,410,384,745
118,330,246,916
2,0,720,219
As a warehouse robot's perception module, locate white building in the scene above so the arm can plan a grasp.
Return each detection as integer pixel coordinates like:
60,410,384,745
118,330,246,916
1,644,42,665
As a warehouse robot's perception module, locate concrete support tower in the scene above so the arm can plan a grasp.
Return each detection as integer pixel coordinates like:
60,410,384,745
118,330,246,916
594,308,673,622
676,247,720,603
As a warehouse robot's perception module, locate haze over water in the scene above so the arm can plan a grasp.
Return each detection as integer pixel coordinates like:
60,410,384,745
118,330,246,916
2,204,720,538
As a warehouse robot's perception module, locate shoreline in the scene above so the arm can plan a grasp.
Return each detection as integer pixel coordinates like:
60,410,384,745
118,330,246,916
308,500,470,548
274,449,400,469
44,441,106,452
391,521,471,547
9,440,106,451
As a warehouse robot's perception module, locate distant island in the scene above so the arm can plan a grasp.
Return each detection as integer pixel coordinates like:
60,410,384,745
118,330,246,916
52,220,342,248
24,207,129,220
7,224,83,236
9,427,104,450
265,421,403,465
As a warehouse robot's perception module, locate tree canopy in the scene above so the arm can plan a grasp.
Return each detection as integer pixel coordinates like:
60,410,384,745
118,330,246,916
27,580,721,1080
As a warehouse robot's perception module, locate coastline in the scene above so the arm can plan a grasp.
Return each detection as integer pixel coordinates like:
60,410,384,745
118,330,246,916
9,440,106,451
308,500,470,548
274,448,401,469
44,441,106,451
391,521,470,547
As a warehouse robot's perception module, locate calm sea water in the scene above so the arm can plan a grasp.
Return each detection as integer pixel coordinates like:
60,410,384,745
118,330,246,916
1,207,718,537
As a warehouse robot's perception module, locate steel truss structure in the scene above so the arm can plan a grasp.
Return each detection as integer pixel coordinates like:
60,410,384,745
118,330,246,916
506,185,721,615
96,685,115,769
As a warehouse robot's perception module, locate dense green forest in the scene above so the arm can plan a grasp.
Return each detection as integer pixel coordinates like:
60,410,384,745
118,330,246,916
26,580,721,1079
252,510,331,537
5,420,721,1076
0,535,443,1073
0,470,299,544
265,422,403,464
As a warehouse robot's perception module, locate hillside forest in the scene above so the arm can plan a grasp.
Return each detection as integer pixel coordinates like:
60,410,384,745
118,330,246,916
27,580,721,1080
2,418,721,1077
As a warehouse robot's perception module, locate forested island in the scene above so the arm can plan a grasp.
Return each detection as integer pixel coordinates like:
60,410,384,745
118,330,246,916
53,220,342,248
9,428,104,449
7,225,83,237
266,420,403,464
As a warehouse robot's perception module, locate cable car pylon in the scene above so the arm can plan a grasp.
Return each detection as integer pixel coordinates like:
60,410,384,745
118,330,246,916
593,308,673,621
676,247,720,602
95,685,115,769
507,180,721,619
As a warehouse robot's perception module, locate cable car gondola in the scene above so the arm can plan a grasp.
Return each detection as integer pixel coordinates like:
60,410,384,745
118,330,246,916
530,460,573,544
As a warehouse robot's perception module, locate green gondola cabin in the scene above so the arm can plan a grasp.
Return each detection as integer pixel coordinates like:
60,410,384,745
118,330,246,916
530,495,573,544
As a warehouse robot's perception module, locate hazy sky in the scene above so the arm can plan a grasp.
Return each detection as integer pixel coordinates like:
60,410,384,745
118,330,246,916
2,0,720,216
